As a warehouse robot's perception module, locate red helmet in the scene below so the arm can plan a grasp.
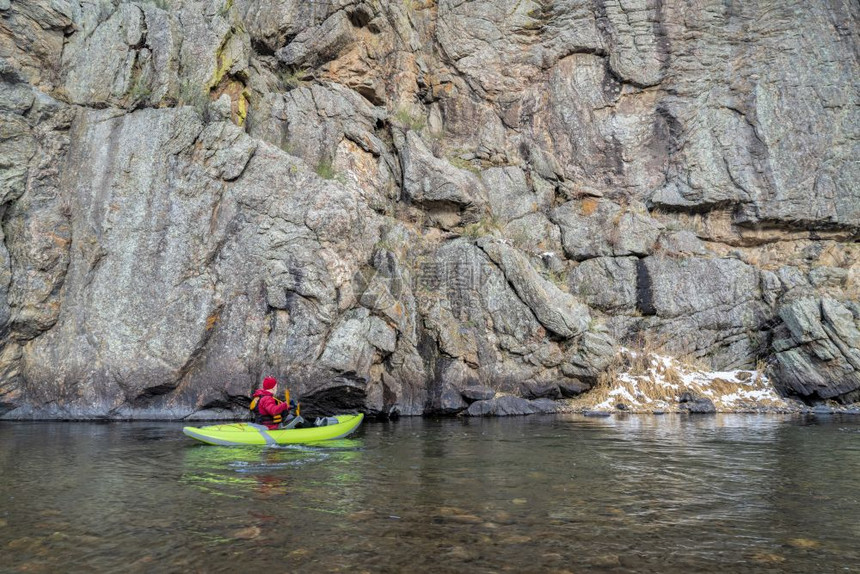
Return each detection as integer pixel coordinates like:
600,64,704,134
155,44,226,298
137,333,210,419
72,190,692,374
262,377,277,390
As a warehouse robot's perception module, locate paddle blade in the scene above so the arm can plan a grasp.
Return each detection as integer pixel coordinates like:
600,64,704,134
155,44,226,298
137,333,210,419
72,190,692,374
285,388,290,403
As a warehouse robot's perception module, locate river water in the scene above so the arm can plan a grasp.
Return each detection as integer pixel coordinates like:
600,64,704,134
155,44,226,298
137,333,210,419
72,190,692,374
1,414,858,573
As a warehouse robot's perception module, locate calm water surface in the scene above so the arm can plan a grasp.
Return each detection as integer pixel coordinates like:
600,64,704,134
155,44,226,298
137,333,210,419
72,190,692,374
1,415,859,573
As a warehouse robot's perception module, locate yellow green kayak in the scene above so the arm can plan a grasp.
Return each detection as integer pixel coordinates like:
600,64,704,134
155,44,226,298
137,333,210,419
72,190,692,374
183,414,364,446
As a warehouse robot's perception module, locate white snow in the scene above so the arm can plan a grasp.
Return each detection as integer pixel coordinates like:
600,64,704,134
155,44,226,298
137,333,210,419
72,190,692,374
582,348,787,412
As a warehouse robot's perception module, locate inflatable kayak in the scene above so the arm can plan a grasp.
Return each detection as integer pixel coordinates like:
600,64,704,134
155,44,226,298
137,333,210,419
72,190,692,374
183,414,364,446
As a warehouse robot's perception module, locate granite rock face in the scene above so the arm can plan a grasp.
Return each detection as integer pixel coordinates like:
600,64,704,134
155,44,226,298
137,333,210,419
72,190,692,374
0,0,857,418
771,297,860,403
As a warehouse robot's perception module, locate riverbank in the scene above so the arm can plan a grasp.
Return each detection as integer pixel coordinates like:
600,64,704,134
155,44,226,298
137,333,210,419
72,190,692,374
556,348,860,416
451,349,860,418
3,348,858,421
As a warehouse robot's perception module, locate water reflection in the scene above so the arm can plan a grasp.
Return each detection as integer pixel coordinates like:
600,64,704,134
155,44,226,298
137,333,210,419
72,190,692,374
180,439,366,512
1,416,859,573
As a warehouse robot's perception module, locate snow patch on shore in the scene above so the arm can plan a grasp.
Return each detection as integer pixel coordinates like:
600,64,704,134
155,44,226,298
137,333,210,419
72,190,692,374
579,348,787,412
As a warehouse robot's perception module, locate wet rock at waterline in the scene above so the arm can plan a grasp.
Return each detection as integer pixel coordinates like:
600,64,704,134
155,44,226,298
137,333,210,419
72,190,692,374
679,398,717,415
0,0,858,418
466,396,534,417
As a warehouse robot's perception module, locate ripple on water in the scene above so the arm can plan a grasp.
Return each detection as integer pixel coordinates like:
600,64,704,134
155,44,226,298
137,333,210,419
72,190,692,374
1,416,859,572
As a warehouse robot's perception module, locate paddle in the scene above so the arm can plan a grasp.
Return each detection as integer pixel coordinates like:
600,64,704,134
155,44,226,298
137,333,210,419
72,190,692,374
284,388,300,416
279,387,303,429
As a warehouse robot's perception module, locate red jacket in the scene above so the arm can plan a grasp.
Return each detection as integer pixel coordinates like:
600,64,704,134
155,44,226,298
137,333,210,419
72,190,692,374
251,389,291,429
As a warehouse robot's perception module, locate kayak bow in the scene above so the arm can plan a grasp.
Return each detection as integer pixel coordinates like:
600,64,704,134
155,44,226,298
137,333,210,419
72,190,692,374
183,414,364,446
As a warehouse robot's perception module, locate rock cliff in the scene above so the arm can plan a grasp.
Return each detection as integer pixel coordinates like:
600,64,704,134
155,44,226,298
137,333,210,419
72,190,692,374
0,0,857,419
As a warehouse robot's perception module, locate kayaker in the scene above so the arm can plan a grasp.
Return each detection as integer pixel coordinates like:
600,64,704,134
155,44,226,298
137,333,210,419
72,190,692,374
250,377,294,430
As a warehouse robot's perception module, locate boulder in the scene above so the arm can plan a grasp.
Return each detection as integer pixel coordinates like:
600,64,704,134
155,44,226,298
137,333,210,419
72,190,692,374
436,385,468,415
465,399,494,417
519,381,560,400
461,385,496,403
466,396,535,417
811,404,836,415
679,398,716,414
529,399,560,414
